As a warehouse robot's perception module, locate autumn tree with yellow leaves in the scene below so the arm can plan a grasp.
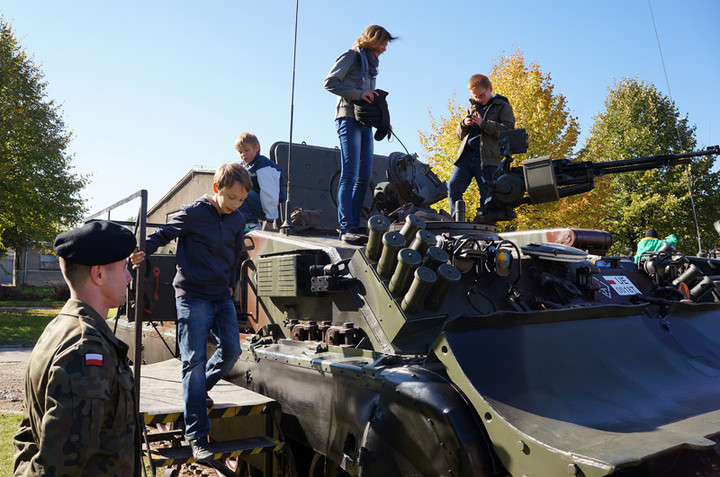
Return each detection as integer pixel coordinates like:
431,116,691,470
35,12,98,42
419,50,719,256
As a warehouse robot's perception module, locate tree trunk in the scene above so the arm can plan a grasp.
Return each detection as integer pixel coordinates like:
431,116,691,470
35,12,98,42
13,248,25,286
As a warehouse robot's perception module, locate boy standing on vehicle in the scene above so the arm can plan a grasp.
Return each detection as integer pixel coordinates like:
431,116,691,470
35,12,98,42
234,132,285,231
130,163,251,461
448,73,515,216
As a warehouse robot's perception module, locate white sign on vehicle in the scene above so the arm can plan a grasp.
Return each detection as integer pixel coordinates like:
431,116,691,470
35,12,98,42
603,275,641,296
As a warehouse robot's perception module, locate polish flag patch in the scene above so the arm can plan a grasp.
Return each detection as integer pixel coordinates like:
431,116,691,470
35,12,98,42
85,353,104,367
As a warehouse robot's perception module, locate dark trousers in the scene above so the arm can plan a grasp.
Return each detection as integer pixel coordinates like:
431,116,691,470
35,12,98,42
447,159,496,216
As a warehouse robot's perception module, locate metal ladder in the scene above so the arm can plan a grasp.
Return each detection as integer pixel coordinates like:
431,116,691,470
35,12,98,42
138,359,292,477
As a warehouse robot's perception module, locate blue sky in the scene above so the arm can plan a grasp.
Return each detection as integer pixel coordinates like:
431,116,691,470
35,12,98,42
2,1,718,220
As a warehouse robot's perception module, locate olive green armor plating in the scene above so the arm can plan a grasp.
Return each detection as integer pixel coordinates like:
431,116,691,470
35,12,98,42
115,139,720,476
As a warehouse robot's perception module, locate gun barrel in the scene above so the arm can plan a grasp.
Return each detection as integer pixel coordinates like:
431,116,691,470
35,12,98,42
478,142,718,225
593,146,719,176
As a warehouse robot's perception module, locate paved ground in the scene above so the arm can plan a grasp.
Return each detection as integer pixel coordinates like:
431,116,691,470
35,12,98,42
0,348,28,413
0,346,33,362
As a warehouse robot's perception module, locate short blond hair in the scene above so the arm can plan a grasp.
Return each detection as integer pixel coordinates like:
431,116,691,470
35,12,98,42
353,25,397,50
233,132,260,153
214,163,252,192
468,74,491,90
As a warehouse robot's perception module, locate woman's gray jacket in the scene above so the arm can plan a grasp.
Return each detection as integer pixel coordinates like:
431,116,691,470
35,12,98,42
324,49,376,120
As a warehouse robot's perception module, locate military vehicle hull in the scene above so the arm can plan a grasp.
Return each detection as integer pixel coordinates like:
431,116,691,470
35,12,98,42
116,227,720,476
217,225,720,477
112,141,720,476
226,340,497,476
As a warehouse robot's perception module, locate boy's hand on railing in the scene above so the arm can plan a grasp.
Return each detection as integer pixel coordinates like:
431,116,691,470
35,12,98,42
130,250,146,269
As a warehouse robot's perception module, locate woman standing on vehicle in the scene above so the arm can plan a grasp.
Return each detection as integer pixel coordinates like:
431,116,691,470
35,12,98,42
324,24,397,245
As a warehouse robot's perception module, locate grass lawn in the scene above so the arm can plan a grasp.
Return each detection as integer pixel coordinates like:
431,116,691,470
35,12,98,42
0,412,21,475
0,303,121,347
0,308,61,346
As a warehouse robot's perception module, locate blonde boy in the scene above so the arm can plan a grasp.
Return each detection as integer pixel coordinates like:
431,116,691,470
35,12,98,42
130,163,251,461
234,132,285,229
448,74,515,216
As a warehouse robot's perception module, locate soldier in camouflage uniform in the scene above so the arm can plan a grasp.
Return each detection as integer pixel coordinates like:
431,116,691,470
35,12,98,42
13,220,141,476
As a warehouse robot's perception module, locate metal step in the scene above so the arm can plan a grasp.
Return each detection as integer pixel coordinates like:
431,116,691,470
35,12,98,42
138,359,278,427
138,359,289,475
145,428,184,443
148,436,284,467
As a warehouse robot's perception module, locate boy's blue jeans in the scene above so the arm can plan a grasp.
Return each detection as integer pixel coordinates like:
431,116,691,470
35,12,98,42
447,160,496,216
176,295,241,440
335,117,374,234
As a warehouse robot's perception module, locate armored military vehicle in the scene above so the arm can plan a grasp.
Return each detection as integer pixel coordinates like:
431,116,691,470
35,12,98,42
113,135,720,476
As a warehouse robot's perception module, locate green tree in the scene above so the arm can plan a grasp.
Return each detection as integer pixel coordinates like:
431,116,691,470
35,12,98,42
1,17,87,284
419,50,582,226
584,77,720,256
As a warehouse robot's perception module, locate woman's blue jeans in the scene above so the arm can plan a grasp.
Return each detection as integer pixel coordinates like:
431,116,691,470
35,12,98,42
176,295,241,440
336,117,374,234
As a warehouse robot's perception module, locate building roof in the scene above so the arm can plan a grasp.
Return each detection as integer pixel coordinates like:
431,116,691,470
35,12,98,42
147,169,215,217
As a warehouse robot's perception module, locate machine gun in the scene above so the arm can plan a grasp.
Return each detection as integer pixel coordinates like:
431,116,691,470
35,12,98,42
476,128,719,224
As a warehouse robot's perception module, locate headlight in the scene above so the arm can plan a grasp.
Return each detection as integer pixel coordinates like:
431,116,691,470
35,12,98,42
495,249,513,277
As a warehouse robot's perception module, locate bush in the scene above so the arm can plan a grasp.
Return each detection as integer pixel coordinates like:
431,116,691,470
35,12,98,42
0,285,26,301
51,284,70,301
0,285,57,302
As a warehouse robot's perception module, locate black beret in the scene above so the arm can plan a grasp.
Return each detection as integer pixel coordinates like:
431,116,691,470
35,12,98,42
54,220,136,266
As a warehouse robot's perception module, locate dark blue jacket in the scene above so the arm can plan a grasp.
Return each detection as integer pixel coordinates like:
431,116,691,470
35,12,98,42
243,155,286,221
145,196,245,300
245,155,286,200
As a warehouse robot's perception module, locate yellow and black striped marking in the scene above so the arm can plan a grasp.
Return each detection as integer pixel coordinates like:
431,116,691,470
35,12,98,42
143,411,183,426
148,437,284,467
142,403,268,426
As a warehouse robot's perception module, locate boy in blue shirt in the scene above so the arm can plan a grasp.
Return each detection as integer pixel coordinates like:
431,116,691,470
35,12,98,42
234,132,285,230
130,163,251,461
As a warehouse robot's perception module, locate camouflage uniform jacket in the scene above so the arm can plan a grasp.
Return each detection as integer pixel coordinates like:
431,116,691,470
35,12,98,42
13,299,140,476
